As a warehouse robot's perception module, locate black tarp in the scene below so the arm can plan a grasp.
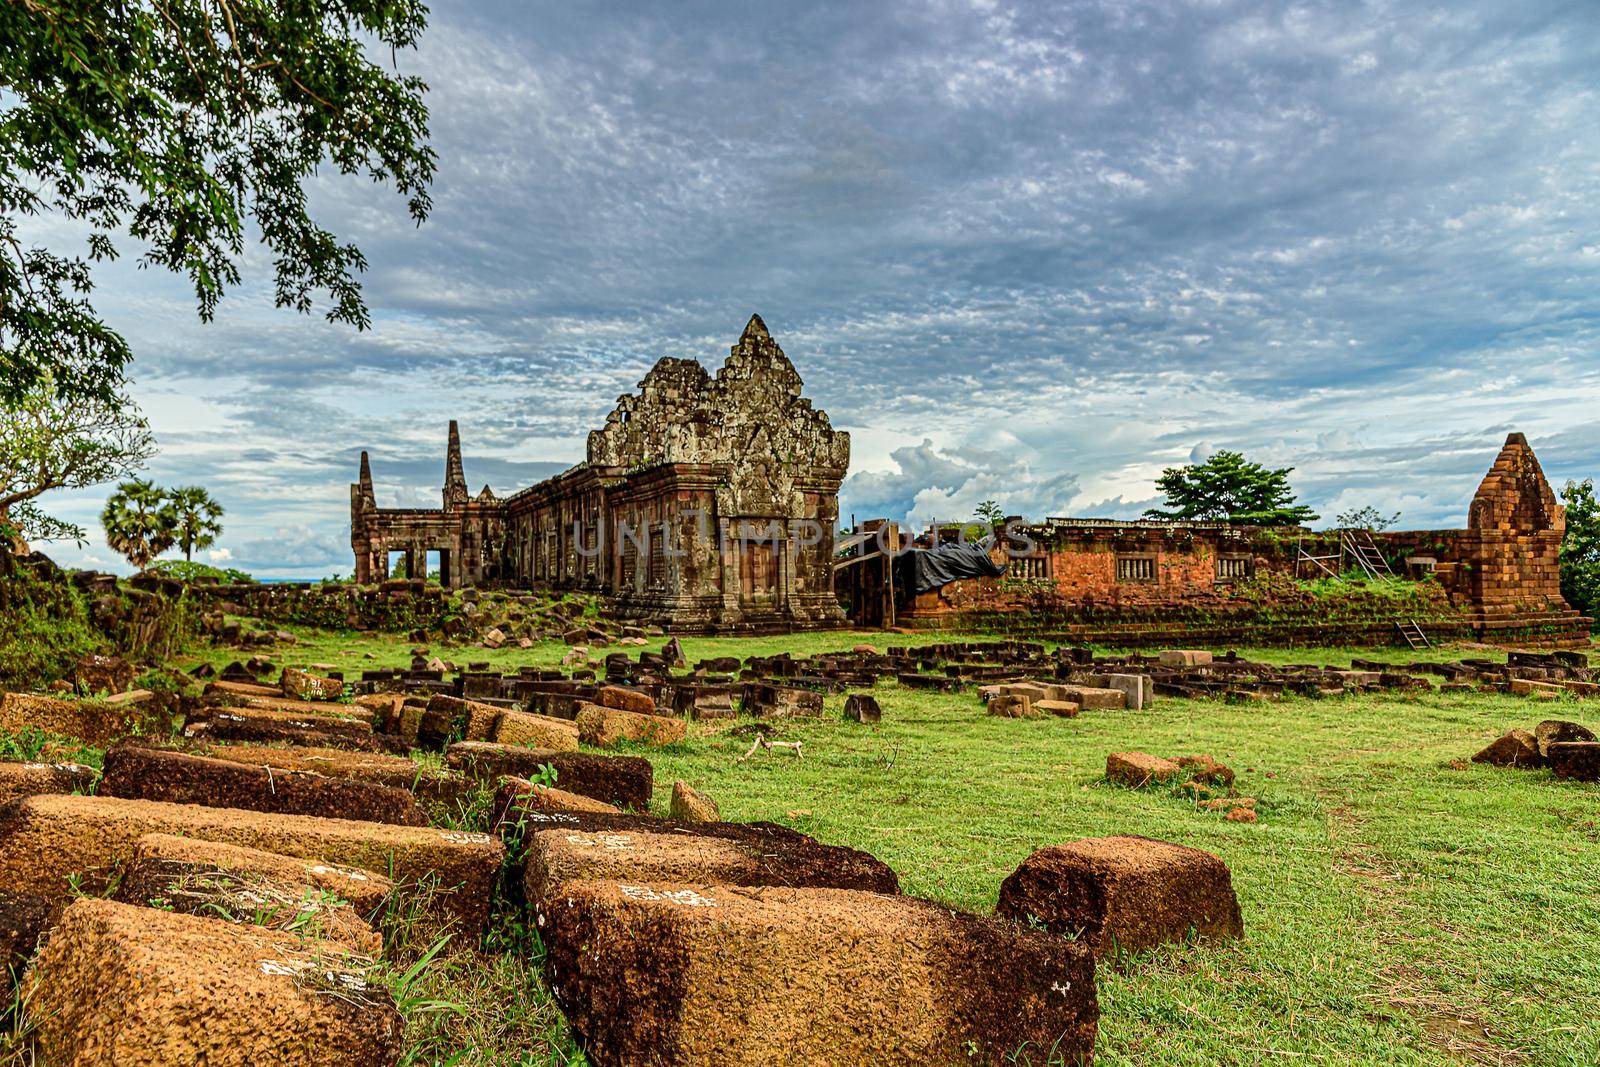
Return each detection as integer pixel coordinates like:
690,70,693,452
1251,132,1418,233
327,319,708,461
893,536,1007,598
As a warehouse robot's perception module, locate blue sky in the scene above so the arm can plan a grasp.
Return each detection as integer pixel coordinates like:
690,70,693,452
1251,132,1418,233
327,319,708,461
25,0,1600,576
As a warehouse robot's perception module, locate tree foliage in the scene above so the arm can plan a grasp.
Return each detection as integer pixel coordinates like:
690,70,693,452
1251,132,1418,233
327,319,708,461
974,500,1005,527
1559,478,1600,622
167,484,224,561
0,369,155,546
100,477,176,569
1334,505,1401,531
1,0,436,404
1144,450,1319,526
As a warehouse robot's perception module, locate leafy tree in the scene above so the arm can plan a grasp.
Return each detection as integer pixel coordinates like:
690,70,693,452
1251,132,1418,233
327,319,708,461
101,478,176,569
974,500,1006,527
1144,449,1319,526
1335,505,1401,531
166,485,224,561
1,1,436,405
1,369,155,549
1559,479,1600,621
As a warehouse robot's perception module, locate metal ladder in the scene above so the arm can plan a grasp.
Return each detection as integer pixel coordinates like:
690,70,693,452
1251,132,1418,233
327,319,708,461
1343,529,1431,650
1396,619,1431,650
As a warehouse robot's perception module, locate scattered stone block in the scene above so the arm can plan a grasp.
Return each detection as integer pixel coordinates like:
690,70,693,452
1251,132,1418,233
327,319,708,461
113,835,385,955
597,686,656,716
1053,685,1126,711
1472,729,1542,767
997,835,1243,956
987,694,1039,719
122,833,393,916
575,703,687,747
0,760,98,806
0,888,52,974
426,694,501,742
1547,741,1600,781
1035,699,1080,717
24,898,403,1067
842,693,881,723
1225,807,1258,823
669,780,719,823
541,881,1097,1066
74,653,135,696
280,667,345,702
0,794,501,933
100,744,426,826
205,679,282,699
445,742,653,811
1096,673,1154,710
497,776,621,816
491,709,580,751
744,684,826,719
0,692,148,748
1159,650,1213,667
1106,751,1182,786
1534,719,1596,758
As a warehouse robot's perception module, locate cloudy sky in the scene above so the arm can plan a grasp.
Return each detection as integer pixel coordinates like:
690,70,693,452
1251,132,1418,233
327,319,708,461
27,0,1600,576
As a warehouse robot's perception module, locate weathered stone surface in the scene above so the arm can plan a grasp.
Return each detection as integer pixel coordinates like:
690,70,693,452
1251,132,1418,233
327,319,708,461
205,679,281,699
1159,650,1214,667
0,692,147,747
200,744,468,801
1472,729,1542,767
744,683,827,720
997,835,1243,956
1106,751,1182,786
1053,684,1126,711
0,888,52,975
189,707,402,754
1547,741,1600,781
74,654,135,696
575,703,687,747
100,744,426,826
986,694,1038,719
1534,719,1597,758
113,835,385,955
445,742,653,811
1035,699,1080,717
541,881,1097,1067
491,709,580,751
496,776,621,817
842,693,881,723
597,686,656,716
425,694,501,742
0,794,501,933
1096,673,1154,710
24,898,403,1067
280,667,345,702
0,759,98,806
669,780,719,823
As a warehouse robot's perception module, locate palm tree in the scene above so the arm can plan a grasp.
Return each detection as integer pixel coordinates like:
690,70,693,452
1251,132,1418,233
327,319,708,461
167,485,225,562
101,479,177,569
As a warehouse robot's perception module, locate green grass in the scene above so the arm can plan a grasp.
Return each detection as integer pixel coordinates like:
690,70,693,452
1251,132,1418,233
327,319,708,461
139,627,1600,1063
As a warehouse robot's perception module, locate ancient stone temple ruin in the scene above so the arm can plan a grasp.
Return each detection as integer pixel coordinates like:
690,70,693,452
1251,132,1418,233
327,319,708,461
839,432,1589,647
351,316,849,633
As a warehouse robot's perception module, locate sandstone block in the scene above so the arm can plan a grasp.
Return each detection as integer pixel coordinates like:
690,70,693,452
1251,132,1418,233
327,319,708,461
491,708,580,751
1159,650,1213,667
1035,699,1081,718
280,667,345,702
1175,754,1235,787
496,776,621,817
744,684,826,719
0,760,98,806
575,703,687,747
997,835,1243,956
426,694,502,742
542,881,1097,1066
0,692,146,747
842,693,881,723
100,744,425,826
1054,685,1126,711
1547,741,1600,781
0,794,500,933
24,898,402,1066
446,742,653,810
1534,719,1596,758
1472,729,1542,767
0,888,52,974
597,686,656,716
669,780,719,823
1096,673,1154,710
1106,751,1181,786
74,654,135,696
113,835,385,955
987,694,1039,719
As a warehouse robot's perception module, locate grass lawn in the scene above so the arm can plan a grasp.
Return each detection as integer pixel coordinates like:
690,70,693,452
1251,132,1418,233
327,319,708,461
167,626,1600,1065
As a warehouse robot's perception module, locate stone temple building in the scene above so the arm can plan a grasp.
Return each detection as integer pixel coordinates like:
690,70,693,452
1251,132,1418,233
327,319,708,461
351,315,850,633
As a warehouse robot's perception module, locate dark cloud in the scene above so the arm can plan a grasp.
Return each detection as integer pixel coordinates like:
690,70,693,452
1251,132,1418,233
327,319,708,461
19,0,1600,573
